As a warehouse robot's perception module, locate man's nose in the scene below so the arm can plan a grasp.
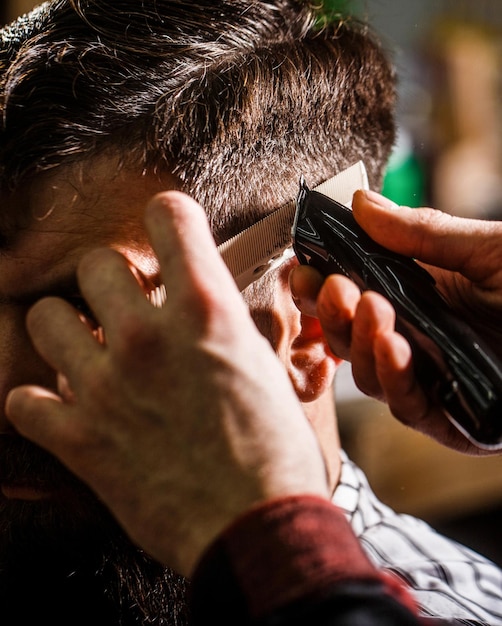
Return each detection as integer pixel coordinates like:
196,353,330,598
0,306,57,432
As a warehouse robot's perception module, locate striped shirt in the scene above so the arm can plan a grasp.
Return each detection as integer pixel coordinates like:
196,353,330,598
333,451,502,625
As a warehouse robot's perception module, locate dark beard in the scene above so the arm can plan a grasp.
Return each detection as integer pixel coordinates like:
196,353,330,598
0,435,190,625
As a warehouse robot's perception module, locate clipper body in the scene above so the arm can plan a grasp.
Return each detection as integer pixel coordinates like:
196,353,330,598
292,181,502,449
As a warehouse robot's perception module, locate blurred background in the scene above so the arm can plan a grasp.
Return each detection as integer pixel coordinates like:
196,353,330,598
3,0,502,564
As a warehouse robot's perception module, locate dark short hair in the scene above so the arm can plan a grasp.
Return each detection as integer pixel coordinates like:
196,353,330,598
0,0,396,240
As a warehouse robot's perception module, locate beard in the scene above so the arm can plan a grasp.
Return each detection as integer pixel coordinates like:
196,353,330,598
0,434,190,625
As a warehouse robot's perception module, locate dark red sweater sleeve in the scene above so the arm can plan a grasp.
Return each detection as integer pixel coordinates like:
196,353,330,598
189,495,438,625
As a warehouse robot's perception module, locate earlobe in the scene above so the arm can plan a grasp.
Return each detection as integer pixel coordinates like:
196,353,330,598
273,263,342,403
288,314,341,402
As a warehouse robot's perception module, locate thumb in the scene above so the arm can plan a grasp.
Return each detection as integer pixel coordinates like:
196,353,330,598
351,189,501,280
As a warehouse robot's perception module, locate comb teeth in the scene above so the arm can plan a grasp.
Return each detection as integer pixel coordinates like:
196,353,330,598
147,284,167,308
217,161,369,291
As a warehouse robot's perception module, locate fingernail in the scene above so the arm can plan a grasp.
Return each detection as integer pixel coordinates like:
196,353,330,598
364,189,400,210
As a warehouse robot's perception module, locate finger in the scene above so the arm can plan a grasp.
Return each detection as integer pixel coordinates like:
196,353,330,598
58,371,77,404
144,191,241,307
350,291,396,399
352,189,502,279
5,385,75,455
373,330,425,419
27,297,102,384
315,274,361,360
374,332,482,454
76,247,153,344
289,264,325,318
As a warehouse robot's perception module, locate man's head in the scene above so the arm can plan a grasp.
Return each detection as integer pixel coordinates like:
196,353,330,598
1,0,395,239
0,1,396,623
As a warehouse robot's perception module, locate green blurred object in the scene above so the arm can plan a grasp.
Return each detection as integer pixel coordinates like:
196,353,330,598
320,0,351,10
317,0,360,20
382,128,426,208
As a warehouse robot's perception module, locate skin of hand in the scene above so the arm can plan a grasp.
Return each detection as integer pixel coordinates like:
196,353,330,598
5,191,330,576
290,189,502,454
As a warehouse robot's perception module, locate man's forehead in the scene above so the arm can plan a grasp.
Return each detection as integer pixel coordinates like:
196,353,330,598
0,159,167,297
1,157,165,241
0,168,108,249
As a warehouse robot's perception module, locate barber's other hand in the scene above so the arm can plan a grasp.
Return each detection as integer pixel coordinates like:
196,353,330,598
290,189,502,454
6,191,329,575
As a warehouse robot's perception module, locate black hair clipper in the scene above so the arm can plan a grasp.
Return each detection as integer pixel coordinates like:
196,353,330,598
292,179,502,450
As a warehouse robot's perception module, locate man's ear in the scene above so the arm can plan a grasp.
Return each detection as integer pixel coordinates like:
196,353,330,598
274,262,342,403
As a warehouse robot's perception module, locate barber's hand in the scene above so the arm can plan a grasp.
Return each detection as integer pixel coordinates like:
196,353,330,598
290,189,502,454
5,191,329,575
